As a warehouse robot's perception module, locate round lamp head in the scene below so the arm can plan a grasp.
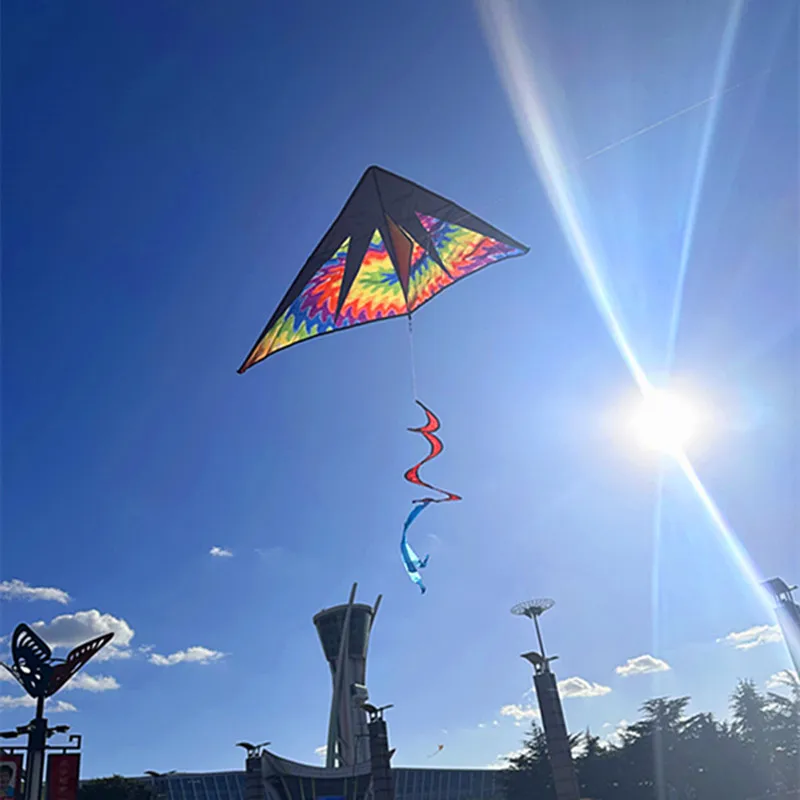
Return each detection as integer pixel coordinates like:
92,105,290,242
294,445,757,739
511,598,555,619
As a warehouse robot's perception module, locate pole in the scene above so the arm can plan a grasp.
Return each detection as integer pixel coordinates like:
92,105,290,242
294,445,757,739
532,616,546,659
24,698,47,800
533,672,580,800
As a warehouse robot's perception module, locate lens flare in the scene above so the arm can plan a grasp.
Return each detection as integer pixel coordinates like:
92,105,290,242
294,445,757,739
631,389,698,455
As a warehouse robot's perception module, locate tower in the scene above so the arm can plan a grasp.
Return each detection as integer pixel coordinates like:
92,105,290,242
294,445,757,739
313,583,381,769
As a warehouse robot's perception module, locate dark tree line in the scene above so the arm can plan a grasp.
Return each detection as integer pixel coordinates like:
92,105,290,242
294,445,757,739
503,673,799,800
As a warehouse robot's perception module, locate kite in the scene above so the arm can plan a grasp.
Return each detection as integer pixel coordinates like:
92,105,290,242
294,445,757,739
238,165,528,591
427,745,445,759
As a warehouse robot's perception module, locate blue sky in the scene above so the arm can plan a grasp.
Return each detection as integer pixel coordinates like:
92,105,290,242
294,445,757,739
2,0,797,779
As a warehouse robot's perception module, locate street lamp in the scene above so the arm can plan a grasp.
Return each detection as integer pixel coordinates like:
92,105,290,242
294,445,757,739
0,623,113,800
511,598,580,800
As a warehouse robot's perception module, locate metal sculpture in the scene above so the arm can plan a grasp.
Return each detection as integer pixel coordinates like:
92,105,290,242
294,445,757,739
0,623,113,800
2,624,113,699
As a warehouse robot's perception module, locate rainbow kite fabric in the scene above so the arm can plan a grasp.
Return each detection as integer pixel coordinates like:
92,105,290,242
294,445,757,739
238,166,528,372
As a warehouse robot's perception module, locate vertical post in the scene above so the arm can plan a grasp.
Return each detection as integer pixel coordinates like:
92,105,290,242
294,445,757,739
533,672,580,800
24,698,47,800
367,716,394,800
532,617,546,659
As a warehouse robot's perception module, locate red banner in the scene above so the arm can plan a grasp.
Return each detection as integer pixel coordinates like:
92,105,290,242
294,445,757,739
46,754,80,800
0,753,24,800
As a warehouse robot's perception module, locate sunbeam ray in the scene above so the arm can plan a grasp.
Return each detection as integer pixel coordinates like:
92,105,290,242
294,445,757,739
665,0,746,373
477,0,773,620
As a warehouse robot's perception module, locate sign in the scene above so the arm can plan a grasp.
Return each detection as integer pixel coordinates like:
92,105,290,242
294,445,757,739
45,754,80,800
0,754,23,800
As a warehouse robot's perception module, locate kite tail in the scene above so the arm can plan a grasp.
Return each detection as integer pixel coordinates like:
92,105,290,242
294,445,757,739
404,401,462,503
400,401,461,593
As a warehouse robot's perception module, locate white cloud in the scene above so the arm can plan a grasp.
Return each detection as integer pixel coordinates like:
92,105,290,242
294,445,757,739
210,547,233,558
486,748,525,769
31,610,135,662
0,663,119,693
557,676,612,698
615,654,671,677
0,580,70,605
766,669,799,691
0,695,76,713
601,719,630,746
499,703,540,721
62,673,120,692
149,646,226,666
314,746,327,761
717,624,783,650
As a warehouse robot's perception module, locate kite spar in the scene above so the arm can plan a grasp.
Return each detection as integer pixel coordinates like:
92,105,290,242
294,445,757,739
238,166,529,591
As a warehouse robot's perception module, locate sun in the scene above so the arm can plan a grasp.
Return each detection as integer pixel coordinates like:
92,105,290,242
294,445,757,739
630,388,699,456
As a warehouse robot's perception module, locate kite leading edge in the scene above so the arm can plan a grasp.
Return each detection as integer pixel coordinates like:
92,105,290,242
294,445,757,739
237,165,529,593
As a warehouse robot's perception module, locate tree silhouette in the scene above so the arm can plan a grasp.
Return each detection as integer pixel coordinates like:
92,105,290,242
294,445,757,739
502,677,800,800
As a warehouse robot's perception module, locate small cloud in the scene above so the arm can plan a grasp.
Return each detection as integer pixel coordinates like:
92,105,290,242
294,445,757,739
557,676,612,698
32,610,135,662
499,703,540,721
0,579,70,605
486,748,525,769
210,547,233,558
477,723,486,729
601,719,630,746
492,720,499,727
149,646,226,667
0,695,76,713
717,624,783,650
314,746,327,761
138,644,155,654
766,669,799,691
62,673,119,692
615,654,671,677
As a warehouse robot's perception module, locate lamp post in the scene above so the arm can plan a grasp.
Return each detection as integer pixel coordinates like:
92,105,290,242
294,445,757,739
0,623,113,800
511,599,580,800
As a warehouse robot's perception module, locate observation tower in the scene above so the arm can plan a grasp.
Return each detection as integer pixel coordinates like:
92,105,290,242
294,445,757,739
313,583,382,769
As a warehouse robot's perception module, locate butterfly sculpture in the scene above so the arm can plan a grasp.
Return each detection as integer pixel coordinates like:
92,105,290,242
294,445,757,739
1,623,113,699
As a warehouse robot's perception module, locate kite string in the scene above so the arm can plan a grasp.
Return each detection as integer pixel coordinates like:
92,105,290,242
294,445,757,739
407,315,419,402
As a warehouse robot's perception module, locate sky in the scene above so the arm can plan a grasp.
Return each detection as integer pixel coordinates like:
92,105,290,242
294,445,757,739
1,0,798,781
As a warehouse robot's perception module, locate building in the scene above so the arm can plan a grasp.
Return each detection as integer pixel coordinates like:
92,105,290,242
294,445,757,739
144,768,503,800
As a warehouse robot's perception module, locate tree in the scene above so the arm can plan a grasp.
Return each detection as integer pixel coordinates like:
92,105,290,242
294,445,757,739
79,776,152,800
501,676,798,800
502,722,555,800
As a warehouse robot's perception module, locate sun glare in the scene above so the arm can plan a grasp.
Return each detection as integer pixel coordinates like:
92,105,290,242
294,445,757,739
631,389,699,456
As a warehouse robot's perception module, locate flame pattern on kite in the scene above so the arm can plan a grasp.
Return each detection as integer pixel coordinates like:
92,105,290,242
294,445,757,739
400,401,461,594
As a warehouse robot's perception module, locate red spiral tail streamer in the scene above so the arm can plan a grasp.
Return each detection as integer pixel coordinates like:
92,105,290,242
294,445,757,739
404,400,462,504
